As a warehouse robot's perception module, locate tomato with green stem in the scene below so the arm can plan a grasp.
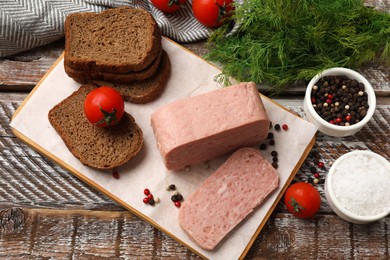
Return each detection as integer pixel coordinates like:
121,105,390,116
151,0,186,13
284,182,321,219
84,86,124,128
192,0,234,28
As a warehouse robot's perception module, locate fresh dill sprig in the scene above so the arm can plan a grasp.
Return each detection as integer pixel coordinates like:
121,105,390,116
205,0,390,94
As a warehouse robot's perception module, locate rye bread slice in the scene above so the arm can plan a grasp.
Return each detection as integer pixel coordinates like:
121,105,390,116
64,50,162,84
71,50,171,104
64,6,161,74
48,84,143,170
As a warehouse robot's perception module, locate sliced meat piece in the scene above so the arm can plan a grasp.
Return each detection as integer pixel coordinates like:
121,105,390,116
151,82,269,170
178,147,279,250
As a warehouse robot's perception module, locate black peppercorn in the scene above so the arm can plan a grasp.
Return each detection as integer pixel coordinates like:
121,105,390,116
171,195,178,202
272,162,278,169
176,194,183,201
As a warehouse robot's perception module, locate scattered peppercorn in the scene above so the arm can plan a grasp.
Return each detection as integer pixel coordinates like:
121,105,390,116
142,188,158,206
168,184,176,191
305,148,327,185
269,139,275,145
259,143,267,150
168,186,184,208
267,132,274,139
271,151,278,157
282,124,288,130
311,151,321,159
171,193,184,202
176,194,183,201
272,162,278,169
112,169,120,179
274,124,281,131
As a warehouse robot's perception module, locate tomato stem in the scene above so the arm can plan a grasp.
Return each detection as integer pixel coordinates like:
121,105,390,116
96,107,119,127
168,0,181,7
214,0,229,23
289,197,305,213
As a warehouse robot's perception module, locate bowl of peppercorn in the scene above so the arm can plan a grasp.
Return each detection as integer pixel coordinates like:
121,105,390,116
304,67,376,137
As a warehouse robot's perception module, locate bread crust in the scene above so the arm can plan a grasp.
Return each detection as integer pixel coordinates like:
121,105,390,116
71,51,171,104
64,7,161,74
64,49,162,83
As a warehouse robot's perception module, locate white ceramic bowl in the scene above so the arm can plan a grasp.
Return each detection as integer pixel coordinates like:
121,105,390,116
304,67,376,137
325,150,390,224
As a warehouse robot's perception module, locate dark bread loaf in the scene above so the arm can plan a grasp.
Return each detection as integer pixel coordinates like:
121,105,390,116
64,50,162,84
64,6,161,74
48,84,143,170
72,51,171,104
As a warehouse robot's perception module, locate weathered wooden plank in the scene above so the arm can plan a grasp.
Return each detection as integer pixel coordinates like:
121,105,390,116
0,39,65,91
0,208,388,259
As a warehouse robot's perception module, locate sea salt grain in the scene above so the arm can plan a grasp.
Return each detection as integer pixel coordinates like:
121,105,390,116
331,153,390,216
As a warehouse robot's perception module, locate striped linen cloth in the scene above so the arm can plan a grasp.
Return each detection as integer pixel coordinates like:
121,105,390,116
0,0,212,57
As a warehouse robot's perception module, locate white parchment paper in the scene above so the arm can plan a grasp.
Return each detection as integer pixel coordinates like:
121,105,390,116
10,38,318,259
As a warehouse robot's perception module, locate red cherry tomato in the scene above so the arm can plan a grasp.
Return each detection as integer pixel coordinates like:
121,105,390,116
284,182,321,219
192,0,234,28
84,86,124,127
151,0,186,13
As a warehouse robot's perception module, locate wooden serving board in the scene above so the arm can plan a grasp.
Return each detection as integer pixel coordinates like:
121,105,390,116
10,38,317,259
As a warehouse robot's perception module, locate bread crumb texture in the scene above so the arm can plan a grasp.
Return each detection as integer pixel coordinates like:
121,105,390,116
65,7,161,73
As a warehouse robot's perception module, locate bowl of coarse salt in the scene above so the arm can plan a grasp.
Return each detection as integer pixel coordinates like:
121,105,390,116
325,150,390,224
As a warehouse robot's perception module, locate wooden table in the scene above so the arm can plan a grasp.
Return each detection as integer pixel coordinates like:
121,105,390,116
1,6,389,260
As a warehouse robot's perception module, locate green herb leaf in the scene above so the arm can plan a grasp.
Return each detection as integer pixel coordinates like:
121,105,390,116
205,0,390,94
